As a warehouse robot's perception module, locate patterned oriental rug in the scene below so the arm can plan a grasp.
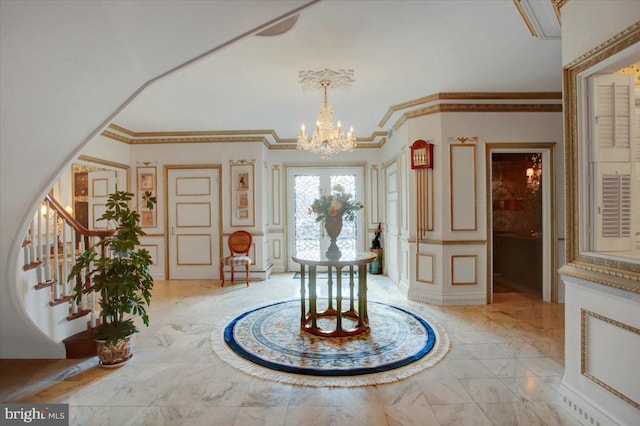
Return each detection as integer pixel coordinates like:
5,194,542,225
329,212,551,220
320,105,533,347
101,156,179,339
211,300,450,387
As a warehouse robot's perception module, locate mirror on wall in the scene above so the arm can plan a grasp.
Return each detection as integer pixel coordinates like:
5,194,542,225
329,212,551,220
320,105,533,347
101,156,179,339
565,36,640,276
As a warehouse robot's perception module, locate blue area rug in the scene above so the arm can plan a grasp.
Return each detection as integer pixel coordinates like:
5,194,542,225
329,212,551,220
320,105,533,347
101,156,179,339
212,299,450,387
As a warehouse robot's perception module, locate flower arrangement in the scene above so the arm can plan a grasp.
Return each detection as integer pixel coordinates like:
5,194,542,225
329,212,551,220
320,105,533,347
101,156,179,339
309,184,363,223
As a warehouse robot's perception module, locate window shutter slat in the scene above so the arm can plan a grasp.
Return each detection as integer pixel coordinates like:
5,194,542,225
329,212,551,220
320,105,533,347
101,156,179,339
601,174,631,238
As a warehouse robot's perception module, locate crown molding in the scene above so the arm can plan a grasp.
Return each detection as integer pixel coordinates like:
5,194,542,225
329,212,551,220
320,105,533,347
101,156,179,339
378,92,562,128
103,91,561,149
564,21,640,70
392,103,563,131
102,124,387,149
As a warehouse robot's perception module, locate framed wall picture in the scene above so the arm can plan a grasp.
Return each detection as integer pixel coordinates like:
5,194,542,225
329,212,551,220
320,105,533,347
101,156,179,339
230,160,255,227
237,192,249,209
236,172,249,190
141,210,154,226
140,173,154,190
74,172,89,197
136,165,157,228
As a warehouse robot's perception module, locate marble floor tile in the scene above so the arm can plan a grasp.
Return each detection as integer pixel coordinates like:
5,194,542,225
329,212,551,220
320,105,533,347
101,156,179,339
444,359,497,379
82,406,150,426
242,381,293,408
479,359,536,378
499,376,562,402
184,406,239,426
197,381,250,407
285,406,337,426
416,378,474,404
0,273,572,426
150,381,210,407
286,386,336,407
331,385,383,407
336,405,387,426
478,402,545,426
517,356,565,377
376,380,429,406
384,404,440,426
446,343,510,360
495,341,547,358
235,407,287,426
458,378,520,403
130,406,193,426
431,403,493,426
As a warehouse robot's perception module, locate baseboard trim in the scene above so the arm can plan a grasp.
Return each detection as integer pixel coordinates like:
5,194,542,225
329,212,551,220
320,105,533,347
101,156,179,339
559,381,621,426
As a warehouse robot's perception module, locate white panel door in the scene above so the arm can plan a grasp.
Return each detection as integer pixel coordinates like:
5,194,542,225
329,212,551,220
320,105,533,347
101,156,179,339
167,167,220,279
88,170,116,229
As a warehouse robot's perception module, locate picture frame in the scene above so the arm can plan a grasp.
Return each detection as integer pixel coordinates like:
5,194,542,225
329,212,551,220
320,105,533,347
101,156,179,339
236,172,249,190
74,172,89,197
140,173,154,190
237,192,249,209
136,165,158,228
141,210,154,226
230,160,255,227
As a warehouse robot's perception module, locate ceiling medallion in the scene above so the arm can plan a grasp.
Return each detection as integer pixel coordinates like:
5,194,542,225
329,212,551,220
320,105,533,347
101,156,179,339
297,69,356,160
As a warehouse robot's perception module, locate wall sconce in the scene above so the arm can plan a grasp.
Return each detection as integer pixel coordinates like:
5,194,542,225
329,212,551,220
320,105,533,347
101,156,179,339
410,139,434,169
526,167,535,182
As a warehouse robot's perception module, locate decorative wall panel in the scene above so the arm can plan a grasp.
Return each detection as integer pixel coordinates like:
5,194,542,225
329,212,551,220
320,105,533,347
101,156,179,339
449,137,478,231
272,165,281,226
137,164,157,228
451,254,477,285
230,160,255,227
581,309,640,409
417,252,434,284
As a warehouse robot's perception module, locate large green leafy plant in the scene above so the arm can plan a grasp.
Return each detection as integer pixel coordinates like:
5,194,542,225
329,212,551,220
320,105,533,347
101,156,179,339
69,190,156,344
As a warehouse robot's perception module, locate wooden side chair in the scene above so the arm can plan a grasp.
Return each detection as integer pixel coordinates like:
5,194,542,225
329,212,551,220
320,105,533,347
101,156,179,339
220,230,252,286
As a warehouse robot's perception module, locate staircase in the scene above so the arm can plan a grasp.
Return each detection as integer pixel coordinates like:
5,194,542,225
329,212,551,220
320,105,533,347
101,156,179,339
20,193,113,358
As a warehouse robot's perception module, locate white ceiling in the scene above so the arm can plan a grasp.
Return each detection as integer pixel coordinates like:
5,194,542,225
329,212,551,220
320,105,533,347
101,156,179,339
113,0,562,141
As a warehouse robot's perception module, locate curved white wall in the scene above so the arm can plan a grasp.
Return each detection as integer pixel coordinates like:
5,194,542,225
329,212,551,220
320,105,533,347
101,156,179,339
0,1,307,358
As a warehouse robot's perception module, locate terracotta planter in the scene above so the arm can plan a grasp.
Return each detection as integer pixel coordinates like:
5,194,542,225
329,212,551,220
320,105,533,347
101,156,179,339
96,335,134,368
324,214,343,259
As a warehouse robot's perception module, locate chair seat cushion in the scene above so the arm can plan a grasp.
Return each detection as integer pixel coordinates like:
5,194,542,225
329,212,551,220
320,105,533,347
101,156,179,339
223,255,251,266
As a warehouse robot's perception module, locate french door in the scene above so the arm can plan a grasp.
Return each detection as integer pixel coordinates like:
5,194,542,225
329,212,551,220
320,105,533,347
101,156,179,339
286,167,365,271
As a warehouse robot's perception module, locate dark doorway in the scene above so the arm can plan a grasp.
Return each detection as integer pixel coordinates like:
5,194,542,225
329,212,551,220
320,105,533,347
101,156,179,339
491,153,543,298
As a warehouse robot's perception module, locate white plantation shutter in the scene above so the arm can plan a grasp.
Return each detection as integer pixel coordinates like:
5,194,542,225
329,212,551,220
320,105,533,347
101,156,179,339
594,162,632,251
591,74,633,163
590,74,636,253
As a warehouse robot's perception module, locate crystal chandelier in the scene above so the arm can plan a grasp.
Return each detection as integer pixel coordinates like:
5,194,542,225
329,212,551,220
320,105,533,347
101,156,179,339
297,79,356,160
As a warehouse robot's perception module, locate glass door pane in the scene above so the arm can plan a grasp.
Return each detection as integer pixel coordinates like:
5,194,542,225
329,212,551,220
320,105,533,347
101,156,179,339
287,167,364,271
331,174,357,255
294,174,321,259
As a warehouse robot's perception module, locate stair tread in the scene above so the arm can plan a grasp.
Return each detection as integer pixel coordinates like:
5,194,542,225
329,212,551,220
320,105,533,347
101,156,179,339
63,329,93,343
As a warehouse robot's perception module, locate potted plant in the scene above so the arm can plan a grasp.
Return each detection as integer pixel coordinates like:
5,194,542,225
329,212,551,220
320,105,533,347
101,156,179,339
69,190,156,367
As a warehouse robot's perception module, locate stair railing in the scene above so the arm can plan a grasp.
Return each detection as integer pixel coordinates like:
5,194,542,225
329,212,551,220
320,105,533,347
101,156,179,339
23,194,114,328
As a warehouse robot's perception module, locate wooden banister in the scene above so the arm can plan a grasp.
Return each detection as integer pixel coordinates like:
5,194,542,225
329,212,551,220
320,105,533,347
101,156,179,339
45,194,114,239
